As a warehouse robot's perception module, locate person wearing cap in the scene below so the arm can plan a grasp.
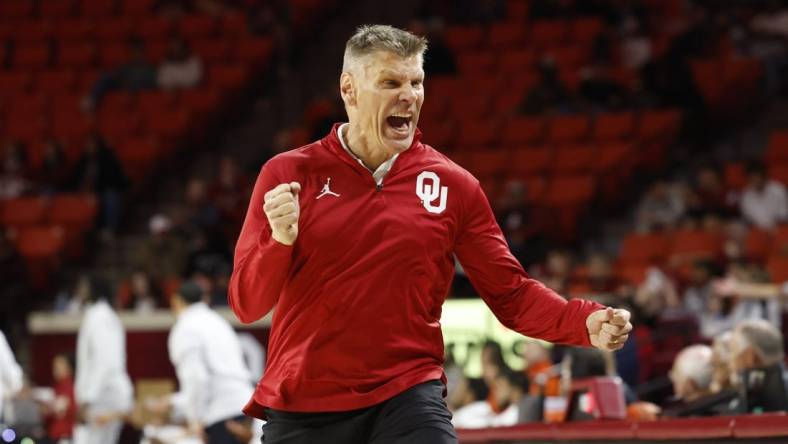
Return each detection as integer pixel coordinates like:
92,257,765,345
147,280,254,444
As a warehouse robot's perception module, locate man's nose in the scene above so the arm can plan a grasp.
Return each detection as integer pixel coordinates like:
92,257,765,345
399,85,417,104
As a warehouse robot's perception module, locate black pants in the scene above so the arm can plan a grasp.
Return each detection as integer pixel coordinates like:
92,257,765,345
261,380,457,444
206,414,249,444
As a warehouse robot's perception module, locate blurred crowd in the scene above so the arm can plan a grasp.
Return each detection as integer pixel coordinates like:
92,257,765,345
445,318,786,429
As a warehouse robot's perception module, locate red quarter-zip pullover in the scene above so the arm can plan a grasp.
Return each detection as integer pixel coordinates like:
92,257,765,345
229,124,604,418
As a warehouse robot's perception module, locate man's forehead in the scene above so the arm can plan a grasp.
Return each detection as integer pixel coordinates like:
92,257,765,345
362,51,423,77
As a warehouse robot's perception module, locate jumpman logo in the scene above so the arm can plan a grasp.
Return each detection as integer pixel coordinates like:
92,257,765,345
316,177,340,199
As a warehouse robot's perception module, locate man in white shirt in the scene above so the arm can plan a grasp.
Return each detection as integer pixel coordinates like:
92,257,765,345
74,276,134,444
0,329,23,424
740,163,788,229
150,280,254,444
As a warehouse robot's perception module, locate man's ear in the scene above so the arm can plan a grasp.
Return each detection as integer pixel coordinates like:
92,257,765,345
340,72,356,107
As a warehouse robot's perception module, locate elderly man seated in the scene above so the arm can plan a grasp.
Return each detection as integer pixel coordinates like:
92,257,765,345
669,345,714,402
730,320,788,413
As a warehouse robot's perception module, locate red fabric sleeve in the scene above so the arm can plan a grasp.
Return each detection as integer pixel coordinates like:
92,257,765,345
228,163,294,323
454,181,604,346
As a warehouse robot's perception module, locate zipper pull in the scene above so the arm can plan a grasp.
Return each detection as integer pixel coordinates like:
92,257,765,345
376,183,383,192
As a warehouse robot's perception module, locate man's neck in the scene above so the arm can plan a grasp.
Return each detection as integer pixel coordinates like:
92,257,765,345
342,124,392,171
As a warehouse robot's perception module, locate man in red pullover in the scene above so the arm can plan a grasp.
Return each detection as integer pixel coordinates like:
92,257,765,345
229,24,632,444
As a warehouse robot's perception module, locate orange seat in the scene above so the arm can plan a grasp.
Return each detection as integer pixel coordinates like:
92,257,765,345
552,144,596,174
619,232,670,264
542,174,595,206
547,115,590,143
669,230,723,261
767,256,788,283
0,197,48,228
94,18,133,41
444,25,484,52
724,162,747,190
48,193,98,230
491,82,529,115
637,109,682,141
58,42,96,67
457,51,497,75
769,163,788,186
510,147,552,176
208,65,251,92
14,225,64,258
13,43,51,69
180,88,222,118
487,23,525,49
116,136,160,181
457,119,500,148
465,150,509,179
765,130,788,163
593,112,635,141
80,0,116,17
594,142,633,173
192,38,232,63
501,116,546,145
35,70,77,93
54,19,95,41
179,15,217,39
136,90,178,115
498,49,536,75
570,17,603,43
143,109,191,143
40,0,76,18
235,37,274,68
616,263,649,285
744,228,773,263
529,20,568,48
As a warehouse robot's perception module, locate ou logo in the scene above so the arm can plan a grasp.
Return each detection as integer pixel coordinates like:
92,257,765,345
416,171,448,214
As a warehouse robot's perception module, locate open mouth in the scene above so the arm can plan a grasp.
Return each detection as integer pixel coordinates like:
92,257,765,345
386,114,411,133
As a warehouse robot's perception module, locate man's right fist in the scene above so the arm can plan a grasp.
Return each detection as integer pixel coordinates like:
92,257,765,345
263,182,301,246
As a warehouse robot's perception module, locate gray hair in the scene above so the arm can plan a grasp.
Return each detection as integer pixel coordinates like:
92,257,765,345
733,320,784,366
673,345,714,391
342,24,428,73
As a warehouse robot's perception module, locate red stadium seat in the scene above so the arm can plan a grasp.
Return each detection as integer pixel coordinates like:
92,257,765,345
457,119,500,148
13,225,64,258
99,42,130,68
219,11,250,37
101,91,135,113
143,109,191,143
487,22,525,49
80,0,116,17
0,72,32,95
54,19,95,41
637,109,682,141
192,38,232,63
767,255,788,283
40,0,76,18
744,228,773,262
35,70,77,93
13,43,51,69
14,21,54,43
451,92,493,118
724,162,748,190
769,163,788,186
616,263,649,285
235,37,274,69
95,18,134,41
465,150,509,179
619,232,670,264
0,197,48,228
48,193,97,231
136,90,178,115
58,42,96,68
593,112,635,141
457,51,498,75
77,69,101,93
120,0,155,16
136,17,173,39
0,0,34,19
593,142,633,173
421,121,455,149
444,25,484,52
552,144,596,174
116,136,160,181
51,111,93,141
498,49,537,75
529,20,568,48
145,39,169,63
542,174,595,206
491,83,529,115
544,46,588,70
4,111,47,141
510,147,552,176
766,130,788,163
178,15,217,39
773,224,788,256
668,230,723,262
208,65,251,92
98,111,142,144
570,17,604,43
502,116,546,145
547,115,590,143
180,88,222,118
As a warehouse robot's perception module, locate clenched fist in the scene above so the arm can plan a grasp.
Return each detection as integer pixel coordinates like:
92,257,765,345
264,182,301,246
586,307,632,352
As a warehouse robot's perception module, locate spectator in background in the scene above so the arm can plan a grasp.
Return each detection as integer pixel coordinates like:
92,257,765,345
729,319,788,412
0,230,30,342
496,181,543,266
37,139,69,194
130,213,189,281
0,140,31,199
0,327,24,427
124,270,161,313
489,369,533,426
75,275,134,444
635,180,685,232
71,134,128,239
157,35,203,91
711,331,734,393
532,249,573,294
42,353,77,443
668,345,714,403
586,253,620,295
694,165,736,218
740,162,788,229
83,37,156,111
209,156,251,241
519,59,572,115
450,376,495,429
